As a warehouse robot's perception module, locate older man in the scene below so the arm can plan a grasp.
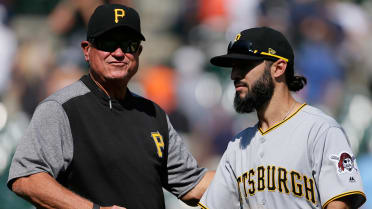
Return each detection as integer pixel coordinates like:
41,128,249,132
8,4,213,209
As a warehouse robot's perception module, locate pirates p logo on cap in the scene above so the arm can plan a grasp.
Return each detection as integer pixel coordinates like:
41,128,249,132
114,9,126,23
87,4,146,41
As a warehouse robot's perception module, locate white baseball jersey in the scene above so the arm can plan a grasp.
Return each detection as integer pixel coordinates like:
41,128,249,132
199,104,366,209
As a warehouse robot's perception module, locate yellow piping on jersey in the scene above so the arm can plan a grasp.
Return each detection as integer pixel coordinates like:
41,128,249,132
259,103,307,135
322,190,366,209
198,202,209,209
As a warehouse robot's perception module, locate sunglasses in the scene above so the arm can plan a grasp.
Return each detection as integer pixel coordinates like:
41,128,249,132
228,40,289,62
91,39,141,53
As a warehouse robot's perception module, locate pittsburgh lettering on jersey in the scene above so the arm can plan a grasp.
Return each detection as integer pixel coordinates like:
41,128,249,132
237,165,316,205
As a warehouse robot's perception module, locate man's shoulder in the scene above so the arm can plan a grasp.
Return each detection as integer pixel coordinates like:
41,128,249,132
228,125,258,149
129,91,166,113
43,79,90,105
299,104,340,128
130,91,150,102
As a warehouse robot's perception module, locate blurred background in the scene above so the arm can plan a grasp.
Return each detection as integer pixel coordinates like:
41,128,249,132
0,0,371,208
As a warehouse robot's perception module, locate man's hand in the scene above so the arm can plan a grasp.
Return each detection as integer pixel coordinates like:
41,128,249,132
181,171,215,206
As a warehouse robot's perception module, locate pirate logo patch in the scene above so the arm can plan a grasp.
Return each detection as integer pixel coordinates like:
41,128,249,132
330,152,357,173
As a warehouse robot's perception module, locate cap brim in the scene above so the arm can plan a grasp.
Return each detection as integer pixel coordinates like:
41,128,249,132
92,25,146,41
210,53,263,67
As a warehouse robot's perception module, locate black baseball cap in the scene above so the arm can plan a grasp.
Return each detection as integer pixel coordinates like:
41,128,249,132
87,4,145,41
210,27,293,67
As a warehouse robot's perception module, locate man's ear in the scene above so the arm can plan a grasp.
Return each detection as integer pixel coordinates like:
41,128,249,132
137,45,143,56
81,41,90,62
271,59,287,79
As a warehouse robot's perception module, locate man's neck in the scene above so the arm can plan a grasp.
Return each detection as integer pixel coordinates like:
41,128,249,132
89,72,128,100
257,87,299,132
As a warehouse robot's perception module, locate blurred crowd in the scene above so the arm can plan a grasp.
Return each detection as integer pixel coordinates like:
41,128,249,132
0,0,371,208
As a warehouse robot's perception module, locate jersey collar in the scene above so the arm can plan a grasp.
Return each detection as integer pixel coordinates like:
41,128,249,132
258,103,307,135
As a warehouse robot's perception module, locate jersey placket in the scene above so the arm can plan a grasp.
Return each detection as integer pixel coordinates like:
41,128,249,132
256,133,268,208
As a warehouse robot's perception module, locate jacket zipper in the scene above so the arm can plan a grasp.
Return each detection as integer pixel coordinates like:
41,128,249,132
108,95,112,110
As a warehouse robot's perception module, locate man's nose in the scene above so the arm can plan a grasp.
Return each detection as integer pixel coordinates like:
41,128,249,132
231,67,243,81
111,47,125,58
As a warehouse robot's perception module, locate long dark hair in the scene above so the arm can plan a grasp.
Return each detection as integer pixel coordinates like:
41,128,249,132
285,62,307,92
266,60,307,92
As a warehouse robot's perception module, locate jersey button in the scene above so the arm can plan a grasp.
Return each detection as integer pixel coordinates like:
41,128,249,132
261,199,266,205
259,151,264,158
260,137,266,143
